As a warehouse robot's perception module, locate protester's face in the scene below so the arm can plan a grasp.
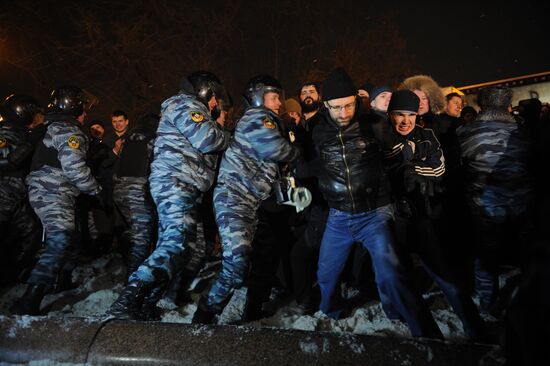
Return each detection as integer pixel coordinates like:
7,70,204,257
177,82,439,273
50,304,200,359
370,92,392,112
446,96,463,117
413,89,430,115
299,86,320,104
390,111,417,136
111,115,129,133
264,92,282,115
90,124,105,139
325,96,356,127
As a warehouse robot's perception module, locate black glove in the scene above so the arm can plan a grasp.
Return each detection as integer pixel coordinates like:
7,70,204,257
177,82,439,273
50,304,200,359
403,167,434,197
128,131,147,142
395,198,414,219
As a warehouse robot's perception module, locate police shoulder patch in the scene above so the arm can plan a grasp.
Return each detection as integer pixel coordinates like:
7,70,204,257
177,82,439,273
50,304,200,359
0,137,7,149
67,135,80,149
262,118,276,129
190,111,205,123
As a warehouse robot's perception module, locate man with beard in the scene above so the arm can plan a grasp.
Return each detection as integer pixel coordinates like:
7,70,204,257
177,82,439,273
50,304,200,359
299,82,322,122
287,82,329,314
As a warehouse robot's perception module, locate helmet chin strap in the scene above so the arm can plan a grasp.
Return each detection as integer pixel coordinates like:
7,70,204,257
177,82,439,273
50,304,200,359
210,105,220,120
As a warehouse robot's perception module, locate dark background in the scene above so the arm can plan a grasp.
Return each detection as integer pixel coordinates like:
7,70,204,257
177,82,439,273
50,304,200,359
1,0,548,121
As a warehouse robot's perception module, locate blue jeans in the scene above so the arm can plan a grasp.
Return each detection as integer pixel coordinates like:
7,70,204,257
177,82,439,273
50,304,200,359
317,204,442,338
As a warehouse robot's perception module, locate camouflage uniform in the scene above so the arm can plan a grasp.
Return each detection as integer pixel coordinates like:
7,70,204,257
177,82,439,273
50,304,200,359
202,107,300,313
113,131,157,274
457,112,534,313
113,176,155,272
0,125,41,283
26,115,100,285
129,91,229,285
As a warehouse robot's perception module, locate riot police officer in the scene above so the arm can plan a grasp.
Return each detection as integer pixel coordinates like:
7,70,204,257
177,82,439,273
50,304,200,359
107,71,230,320
11,86,102,315
193,75,300,324
0,94,42,286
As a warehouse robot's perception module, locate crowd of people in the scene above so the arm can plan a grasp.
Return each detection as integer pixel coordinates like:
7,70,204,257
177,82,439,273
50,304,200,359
1,68,548,359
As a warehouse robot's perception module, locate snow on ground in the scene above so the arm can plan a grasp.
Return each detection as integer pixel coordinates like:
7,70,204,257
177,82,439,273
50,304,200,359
0,251,503,344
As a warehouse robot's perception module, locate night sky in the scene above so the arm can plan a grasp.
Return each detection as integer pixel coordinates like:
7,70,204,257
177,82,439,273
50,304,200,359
1,0,548,116
391,1,549,87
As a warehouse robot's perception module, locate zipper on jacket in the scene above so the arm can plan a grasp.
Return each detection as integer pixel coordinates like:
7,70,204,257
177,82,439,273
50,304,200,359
338,130,356,212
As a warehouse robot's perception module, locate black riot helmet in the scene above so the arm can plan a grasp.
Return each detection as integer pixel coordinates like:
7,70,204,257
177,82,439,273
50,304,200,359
243,75,283,108
180,71,222,107
0,94,42,127
46,85,94,116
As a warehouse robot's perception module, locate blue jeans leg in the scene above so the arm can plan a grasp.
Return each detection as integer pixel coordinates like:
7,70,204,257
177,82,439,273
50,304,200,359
317,209,355,318
353,205,442,338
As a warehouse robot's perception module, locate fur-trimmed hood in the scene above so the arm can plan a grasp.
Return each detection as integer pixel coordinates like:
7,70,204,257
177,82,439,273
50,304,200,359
399,75,446,114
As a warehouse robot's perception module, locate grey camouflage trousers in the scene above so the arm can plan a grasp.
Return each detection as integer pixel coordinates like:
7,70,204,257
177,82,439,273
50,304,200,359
113,177,156,271
203,181,262,312
26,175,78,285
129,176,205,284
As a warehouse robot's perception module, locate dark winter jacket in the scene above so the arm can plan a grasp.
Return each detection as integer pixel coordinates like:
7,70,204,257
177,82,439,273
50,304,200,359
456,111,534,217
312,103,392,213
383,125,445,218
115,114,159,179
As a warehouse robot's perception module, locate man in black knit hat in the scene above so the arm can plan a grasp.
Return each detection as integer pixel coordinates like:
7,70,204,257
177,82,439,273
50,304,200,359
311,68,443,339
384,90,488,342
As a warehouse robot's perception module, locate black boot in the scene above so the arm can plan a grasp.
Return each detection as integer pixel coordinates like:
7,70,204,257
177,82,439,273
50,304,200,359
242,298,268,322
139,287,163,321
173,269,197,307
10,284,47,315
139,273,173,322
192,299,218,325
55,267,76,293
243,288,270,322
106,280,150,320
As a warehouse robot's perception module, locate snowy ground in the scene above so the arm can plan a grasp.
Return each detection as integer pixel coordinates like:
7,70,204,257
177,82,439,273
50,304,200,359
0,252,509,346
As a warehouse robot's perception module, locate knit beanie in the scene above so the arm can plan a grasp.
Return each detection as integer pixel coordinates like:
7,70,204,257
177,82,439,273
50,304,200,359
89,119,105,129
387,90,420,113
370,85,392,101
359,83,375,95
322,68,357,101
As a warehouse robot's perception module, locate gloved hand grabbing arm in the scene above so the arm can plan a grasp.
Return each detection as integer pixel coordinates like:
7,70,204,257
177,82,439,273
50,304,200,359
403,166,437,197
